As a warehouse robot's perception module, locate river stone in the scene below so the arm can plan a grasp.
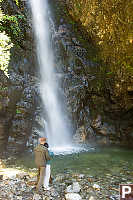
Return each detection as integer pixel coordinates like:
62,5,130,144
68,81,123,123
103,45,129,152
66,182,81,193
42,197,51,200
78,174,85,179
50,189,59,197
89,196,96,200
54,174,65,182
73,126,87,143
93,183,100,189
33,194,41,200
65,193,82,200
16,172,29,179
16,196,22,200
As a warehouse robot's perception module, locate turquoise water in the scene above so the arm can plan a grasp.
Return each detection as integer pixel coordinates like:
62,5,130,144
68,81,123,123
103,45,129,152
15,146,133,178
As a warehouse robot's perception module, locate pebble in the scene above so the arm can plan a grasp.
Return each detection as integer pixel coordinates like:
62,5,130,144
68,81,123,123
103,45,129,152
65,193,82,200
0,163,132,200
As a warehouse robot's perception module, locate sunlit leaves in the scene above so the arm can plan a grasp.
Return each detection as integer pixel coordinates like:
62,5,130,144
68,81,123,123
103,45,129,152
65,0,133,109
15,0,19,6
0,32,13,77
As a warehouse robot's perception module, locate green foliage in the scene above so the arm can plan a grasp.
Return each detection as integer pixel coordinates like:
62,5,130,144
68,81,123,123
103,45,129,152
0,32,13,77
0,4,27,48
0,13,25,38
0,86,8,91
16,109,21,114
66,0,133,109
15,0,19,6
106,72,113,75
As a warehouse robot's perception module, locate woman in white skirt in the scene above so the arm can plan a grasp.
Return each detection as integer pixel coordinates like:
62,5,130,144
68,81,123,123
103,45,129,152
43,143,54,190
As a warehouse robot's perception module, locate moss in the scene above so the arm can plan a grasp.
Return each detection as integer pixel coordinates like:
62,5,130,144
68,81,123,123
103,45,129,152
63,0,133,110
0,13,27,48
0,1,30,49
16,109,21,114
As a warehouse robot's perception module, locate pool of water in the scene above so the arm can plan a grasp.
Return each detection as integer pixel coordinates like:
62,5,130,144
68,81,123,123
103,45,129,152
14,145,133,179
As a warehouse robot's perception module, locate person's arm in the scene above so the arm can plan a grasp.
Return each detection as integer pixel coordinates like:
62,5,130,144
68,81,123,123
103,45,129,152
50,151,54,158
45,149,51,161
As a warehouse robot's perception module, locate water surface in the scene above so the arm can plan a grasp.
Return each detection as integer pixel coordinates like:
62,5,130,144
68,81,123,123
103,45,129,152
15,146,133,179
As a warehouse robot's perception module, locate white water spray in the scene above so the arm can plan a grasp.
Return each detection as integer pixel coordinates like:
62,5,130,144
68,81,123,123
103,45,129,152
30,0,72,148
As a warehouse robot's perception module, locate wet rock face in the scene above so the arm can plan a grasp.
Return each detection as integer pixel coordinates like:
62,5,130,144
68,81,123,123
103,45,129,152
0,0,44,154
91,115,116,137
73,126,89,144
1,0,133,154
52,22,100,143
52,23,97,136
0,71,11,152
7,61,41,153
52,12,133,146
0,45,41,154
0,120,8,152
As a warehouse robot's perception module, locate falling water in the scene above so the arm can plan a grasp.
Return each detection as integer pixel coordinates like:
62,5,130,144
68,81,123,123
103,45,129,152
30,0,72,149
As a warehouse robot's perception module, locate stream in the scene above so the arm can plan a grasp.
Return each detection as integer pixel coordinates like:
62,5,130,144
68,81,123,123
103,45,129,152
14,145,133,178
2,145,133,199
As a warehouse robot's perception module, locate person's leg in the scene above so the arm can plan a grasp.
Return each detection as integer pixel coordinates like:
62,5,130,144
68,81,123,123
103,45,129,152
43,164,51,188
36,167,45,191
47,165,51,187
49,174,53,184
36,167,40,185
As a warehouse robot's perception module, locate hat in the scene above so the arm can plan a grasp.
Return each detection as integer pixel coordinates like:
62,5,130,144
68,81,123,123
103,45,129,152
39,137,46,143
44,142,49,148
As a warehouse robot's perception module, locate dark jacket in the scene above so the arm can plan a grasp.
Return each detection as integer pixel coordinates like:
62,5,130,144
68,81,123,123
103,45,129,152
34,144,51,167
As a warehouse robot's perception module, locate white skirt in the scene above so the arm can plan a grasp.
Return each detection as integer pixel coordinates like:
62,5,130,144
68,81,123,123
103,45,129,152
44,164,51,188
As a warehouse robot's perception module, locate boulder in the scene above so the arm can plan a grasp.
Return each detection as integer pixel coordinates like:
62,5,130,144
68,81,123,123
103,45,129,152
65,193,82,200
73,126,87,143
66,182,81,193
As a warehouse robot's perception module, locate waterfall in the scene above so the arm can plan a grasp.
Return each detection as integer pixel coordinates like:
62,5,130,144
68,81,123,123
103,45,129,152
30,0,72,148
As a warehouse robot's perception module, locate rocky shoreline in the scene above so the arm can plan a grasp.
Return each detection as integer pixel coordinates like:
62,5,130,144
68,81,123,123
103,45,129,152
1,0,133,154
0,160,132,200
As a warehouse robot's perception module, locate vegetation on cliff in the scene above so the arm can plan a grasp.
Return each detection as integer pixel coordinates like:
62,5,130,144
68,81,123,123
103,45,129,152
0,0,133,149
64,0,133,111
0,31,13,76
1,0,132,111
0,0,30,48
0,0,36,153
0,6,12,76
0,0,32,76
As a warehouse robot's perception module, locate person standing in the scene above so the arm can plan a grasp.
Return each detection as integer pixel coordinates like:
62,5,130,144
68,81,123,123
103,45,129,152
43,142,54,190
34,137,51,192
